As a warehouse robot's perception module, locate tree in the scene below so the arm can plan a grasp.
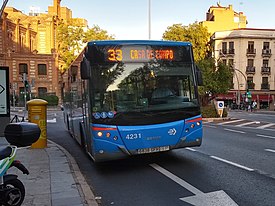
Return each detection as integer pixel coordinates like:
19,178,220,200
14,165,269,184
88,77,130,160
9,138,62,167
162,22,210,62
84,25,114,42
57,22,114,71
197,58,233,105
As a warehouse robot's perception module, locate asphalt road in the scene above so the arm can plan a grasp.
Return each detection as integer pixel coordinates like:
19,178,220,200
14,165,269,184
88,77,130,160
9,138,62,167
47,111,275,206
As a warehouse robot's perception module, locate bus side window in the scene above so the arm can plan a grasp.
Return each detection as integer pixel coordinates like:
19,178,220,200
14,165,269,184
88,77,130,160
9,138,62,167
81,58,91,79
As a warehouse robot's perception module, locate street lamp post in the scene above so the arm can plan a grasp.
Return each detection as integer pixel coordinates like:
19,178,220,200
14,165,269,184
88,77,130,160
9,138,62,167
148,0,151,40
232,67,248,109
0,0,9,18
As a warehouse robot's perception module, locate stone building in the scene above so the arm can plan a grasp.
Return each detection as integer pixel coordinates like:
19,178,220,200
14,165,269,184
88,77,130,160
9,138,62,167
201,3,274,110
211,29,275,110
0,0,87,106
201,3,247,35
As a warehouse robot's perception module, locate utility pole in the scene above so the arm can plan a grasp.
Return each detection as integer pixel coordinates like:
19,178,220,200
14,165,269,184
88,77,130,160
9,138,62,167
0,0,9,18
148,0,151,40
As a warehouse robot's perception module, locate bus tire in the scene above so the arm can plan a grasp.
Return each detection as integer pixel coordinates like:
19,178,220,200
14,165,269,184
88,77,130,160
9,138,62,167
66,115,70,130
79,123,86,150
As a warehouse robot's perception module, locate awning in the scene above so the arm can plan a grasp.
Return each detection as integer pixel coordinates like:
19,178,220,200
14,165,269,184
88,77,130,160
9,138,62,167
215,93,274,102
257,94,272,102
215,93,236,100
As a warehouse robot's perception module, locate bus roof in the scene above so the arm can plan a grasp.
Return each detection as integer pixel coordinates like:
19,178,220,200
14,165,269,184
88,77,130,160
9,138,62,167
87,40,192,47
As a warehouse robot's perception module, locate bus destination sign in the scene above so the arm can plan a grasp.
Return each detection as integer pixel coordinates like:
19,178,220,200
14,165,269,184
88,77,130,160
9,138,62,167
108,49,174,62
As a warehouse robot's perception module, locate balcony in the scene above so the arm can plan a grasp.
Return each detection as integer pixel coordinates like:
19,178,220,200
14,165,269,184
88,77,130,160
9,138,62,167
219,49,227,56
261,67,271,75
247,83,255,90
246,66,255,74
246,48,256,57
219,49,234,57
262,49,272,57
261,84,270,90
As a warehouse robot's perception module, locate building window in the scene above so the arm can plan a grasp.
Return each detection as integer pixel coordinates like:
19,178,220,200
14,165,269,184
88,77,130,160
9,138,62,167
246,59,255,73
228,59,234,68
262,42,271,55
263,59,269,67
263,42,270,50
261,77,269,90
19,63,28,74
247,77,254,90
222,42,227,54
71,66,78,82
38,64,47,75
247,41,255,54
222,59,226,65
229,42,234,54
38,87,47,97
247,59,254,67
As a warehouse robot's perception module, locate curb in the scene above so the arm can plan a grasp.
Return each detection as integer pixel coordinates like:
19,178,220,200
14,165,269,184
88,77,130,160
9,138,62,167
48,140,99,206
202,117,231,122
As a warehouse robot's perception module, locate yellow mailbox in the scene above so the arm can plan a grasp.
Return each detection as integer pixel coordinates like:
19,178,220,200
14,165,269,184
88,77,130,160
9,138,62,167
27,99,48,148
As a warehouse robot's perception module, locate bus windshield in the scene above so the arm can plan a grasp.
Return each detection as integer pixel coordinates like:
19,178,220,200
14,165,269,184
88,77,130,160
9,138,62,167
90,61,200,125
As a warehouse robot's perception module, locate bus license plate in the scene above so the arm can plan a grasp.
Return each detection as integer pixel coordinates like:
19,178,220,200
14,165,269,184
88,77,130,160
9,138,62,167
137,146,169,154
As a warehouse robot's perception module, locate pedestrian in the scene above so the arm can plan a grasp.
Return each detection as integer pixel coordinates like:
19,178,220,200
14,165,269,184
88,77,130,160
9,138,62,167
252,100,257,112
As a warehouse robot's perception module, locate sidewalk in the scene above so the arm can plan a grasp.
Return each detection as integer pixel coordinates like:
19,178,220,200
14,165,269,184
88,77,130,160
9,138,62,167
0,137,99,206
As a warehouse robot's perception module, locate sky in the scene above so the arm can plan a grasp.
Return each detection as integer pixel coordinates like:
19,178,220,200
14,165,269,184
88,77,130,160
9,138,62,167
5,0,275,40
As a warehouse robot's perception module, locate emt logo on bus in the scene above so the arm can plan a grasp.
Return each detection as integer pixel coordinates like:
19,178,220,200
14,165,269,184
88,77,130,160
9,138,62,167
108,49,174,62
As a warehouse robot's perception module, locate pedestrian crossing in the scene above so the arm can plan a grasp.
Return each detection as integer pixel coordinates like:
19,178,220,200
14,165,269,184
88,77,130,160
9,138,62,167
204,118,275,130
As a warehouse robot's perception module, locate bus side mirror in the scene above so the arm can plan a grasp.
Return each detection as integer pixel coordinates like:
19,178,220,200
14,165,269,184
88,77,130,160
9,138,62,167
196,65,203,86
80,58,91,79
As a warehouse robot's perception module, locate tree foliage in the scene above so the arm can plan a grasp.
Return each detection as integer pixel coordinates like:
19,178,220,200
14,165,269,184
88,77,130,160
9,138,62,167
197,58,233,104
162,22,210,62
57,22,114,71
163,22,233,105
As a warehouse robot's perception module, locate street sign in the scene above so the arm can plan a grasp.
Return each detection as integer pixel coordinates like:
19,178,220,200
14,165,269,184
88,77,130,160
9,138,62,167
217,101,224,109
0,66,10,136
0,67,9,116
217,101,224,117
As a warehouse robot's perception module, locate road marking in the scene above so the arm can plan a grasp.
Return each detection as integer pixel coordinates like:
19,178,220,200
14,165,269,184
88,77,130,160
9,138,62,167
256,123,275,129
265,149,275,153
224,128,245,134
150,163,203,195
150,163,238,205
218,119,245,125
236,121,256,127
204,125,217,128
210,156,254,171
256,134,275,139
47,118,56,123
186,147,196,152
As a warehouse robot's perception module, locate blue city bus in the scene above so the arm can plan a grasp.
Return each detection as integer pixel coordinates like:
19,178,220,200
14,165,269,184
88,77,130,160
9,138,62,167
62,40,203,162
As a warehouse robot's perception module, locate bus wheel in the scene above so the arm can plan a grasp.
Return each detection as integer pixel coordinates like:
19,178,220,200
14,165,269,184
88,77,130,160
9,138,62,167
79,125,86,150
66,115,70,130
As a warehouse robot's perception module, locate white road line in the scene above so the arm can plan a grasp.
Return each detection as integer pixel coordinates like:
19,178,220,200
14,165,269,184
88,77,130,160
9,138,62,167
224,128,245,134
210,156,254,172
265,149,275,153
236,121,256,127
218,119,245,125
256,134,275,139
47,118,56,123
150,163,204,195
185,148,196,152
256,123,275,129
204,125,217,128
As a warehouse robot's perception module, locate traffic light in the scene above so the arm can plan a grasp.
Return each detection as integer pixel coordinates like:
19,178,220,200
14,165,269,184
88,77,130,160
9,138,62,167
24,80,29,90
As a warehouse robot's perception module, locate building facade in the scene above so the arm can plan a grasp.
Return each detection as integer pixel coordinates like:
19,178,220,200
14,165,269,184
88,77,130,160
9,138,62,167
211,29,275,110
0,0,87,106
201,3,247,35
